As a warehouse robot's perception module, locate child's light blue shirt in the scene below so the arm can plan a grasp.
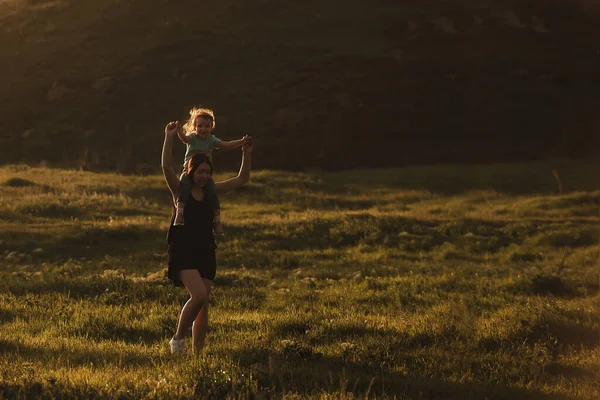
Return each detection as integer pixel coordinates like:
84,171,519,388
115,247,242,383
183,134,222,167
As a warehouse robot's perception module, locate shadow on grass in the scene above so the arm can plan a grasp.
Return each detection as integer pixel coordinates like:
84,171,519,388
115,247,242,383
68,320,168,345
0,339,154,368
4,276,175,303
224,215,442,252
250,160,600,197
529,320,599,349
504,275,599,299
545,362,596,378
0,310,15,326
478,317,599,352
0,339,14,354
11,204,164,221
0,381,106,400
226,347,574,400
1,225,167,264
271,319,313,337
224,215,600,254
324,160,600,196
272,320,473,352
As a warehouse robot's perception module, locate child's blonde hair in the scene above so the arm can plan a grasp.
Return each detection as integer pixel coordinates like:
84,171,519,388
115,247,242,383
182,107,216,134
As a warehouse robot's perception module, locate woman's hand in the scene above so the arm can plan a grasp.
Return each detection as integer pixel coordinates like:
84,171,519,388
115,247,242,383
243,135,253,152
165,121,179,137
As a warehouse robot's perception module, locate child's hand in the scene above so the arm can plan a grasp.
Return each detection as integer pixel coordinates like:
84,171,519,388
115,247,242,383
165,121,179,136
243,136,253,152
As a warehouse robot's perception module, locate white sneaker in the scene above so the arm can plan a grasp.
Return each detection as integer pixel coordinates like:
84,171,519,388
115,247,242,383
169,336,186,355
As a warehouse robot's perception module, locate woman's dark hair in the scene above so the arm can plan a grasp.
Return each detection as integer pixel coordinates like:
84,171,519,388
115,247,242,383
186,152,213,177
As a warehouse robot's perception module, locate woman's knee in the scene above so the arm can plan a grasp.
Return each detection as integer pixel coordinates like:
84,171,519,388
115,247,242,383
189,290,208,306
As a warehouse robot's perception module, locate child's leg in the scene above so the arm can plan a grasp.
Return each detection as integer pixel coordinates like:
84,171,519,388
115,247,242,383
174,173,192,226
205,178,223,234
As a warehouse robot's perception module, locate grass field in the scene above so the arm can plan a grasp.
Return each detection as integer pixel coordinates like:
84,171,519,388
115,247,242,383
0,159,599,399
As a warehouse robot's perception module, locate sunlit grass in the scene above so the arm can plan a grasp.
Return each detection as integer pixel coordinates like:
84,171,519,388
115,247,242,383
0,162,599,398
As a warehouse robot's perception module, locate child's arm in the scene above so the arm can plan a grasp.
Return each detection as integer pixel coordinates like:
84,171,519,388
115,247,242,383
216,135,249,150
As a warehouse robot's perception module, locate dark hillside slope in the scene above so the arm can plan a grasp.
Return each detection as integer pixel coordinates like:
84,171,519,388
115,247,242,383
1,0,599,170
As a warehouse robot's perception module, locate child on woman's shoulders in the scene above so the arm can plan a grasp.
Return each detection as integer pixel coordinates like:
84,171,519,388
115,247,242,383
174,106,249,234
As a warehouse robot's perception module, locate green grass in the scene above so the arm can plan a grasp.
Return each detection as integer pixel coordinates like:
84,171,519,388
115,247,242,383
0,160,599,399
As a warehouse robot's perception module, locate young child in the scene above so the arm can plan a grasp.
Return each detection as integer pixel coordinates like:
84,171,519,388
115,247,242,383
174,107,247,234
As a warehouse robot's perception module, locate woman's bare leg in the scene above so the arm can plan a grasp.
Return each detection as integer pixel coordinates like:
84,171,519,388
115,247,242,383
173,270,208,340
192,278,212,351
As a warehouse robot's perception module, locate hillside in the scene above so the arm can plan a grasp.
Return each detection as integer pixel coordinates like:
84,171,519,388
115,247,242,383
1,0,599,171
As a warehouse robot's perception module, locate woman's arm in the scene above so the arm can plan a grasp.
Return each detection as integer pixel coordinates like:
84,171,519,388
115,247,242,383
162,121,181,199
215,138,252,194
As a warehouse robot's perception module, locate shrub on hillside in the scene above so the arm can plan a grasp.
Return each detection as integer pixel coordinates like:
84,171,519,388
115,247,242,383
2,177,35,187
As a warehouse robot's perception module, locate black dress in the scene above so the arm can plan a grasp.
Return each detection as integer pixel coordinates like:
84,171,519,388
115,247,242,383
167,193,217,286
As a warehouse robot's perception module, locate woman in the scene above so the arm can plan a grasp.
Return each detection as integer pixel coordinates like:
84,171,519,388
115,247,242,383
161,120,252,354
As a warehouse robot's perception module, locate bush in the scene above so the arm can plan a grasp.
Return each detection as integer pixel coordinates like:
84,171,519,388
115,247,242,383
2,177,35,187
531,274,573,296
